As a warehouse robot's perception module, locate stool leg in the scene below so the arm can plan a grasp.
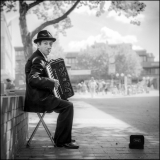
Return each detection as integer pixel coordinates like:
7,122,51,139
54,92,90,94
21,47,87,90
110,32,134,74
26,112,46,147
37,113,55,146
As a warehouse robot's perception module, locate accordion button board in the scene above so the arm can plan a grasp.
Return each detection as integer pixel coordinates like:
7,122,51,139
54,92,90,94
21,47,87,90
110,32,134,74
46,58,74,100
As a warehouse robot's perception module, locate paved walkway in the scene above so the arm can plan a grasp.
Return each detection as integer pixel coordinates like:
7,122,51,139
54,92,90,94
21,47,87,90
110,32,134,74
15,91,159,159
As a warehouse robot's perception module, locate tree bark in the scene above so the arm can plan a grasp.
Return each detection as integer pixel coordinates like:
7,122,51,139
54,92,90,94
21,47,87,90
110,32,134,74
19,1,33,61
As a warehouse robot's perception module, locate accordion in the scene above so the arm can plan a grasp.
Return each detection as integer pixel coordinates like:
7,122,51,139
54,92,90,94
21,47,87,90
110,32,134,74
45,58,74,100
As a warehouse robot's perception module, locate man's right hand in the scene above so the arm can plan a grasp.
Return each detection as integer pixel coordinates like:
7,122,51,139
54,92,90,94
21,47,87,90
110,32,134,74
52,79,60,90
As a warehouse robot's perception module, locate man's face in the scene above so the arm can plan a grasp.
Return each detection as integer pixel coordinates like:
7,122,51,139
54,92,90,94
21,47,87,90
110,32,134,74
37,40,53,57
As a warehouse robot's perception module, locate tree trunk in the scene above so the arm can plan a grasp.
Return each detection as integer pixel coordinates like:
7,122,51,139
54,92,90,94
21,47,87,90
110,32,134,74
23,35,33,61
19,1,33,61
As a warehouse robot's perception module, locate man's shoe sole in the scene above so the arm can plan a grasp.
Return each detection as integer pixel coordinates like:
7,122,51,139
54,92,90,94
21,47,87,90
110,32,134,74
63,145,79,149
54,143,79,149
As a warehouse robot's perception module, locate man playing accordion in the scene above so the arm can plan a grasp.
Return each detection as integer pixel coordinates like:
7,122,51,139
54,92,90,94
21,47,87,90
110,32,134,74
24,30,79,149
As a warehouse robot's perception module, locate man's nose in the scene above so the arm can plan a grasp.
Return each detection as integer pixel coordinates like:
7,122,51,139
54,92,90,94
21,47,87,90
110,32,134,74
47,45,51,49
46,43,51,48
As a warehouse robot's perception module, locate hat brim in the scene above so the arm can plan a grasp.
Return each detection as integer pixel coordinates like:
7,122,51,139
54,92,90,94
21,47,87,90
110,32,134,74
34,37,56,44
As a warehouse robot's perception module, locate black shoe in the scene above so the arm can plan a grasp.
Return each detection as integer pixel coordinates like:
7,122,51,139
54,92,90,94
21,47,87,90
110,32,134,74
54,141,77,148
52,137,75,143
63,142,79,149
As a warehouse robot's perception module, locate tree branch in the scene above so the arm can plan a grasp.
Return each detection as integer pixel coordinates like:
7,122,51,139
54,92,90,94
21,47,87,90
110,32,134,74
27,0,44,11
30,0,80,39
64,0,80,17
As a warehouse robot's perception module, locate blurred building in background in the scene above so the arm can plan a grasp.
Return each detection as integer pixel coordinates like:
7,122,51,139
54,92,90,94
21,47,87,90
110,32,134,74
135,50,159,89
14,47,26,89
65,52,91,83
65,52,78,69
1,12,15,82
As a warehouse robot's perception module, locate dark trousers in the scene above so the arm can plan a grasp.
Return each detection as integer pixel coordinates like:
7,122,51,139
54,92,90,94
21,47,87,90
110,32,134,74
51,99,74,145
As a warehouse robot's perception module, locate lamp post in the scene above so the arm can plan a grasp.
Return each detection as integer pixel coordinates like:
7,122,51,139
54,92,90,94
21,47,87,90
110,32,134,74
127,74,131,85
146,76,150,93
120,73,124,94
116,73,120,90
127,74,132,95
121,73,124,85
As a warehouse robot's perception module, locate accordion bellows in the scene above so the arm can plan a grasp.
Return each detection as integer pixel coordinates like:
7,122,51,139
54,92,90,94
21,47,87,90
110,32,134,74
45,58,74,100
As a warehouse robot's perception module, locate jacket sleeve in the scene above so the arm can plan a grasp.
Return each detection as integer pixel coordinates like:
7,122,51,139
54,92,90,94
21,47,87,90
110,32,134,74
28,57,55,90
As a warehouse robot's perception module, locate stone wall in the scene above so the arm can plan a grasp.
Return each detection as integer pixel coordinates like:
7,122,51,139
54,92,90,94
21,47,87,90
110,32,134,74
1,95,28,159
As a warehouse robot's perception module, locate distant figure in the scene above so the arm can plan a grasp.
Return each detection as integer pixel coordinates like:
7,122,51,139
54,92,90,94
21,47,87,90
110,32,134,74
81,81,88,94
104,82,108,94
89,77,97,98
5,78,15,90
77,82,82,94
99,79,106,95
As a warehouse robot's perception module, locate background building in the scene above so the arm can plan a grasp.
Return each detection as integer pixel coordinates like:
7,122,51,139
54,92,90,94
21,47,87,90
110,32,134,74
1,12,15,82
65,52,91,83
135,50,159,89
65,52,78,69
14,47,26,89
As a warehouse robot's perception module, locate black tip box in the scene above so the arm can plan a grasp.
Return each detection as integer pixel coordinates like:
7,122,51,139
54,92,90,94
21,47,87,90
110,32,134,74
129,135,144,149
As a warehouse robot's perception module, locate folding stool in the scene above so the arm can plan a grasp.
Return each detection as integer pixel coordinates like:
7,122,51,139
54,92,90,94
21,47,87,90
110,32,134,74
26,111,55,147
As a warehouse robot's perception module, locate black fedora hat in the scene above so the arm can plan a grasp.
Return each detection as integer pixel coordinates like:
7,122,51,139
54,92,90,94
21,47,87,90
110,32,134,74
34,30,56,44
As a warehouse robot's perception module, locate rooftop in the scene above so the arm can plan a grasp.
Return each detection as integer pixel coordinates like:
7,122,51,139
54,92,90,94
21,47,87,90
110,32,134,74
65,52,79,58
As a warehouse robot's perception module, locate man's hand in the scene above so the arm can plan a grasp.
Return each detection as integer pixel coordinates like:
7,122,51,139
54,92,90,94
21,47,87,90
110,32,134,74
53,79,60,90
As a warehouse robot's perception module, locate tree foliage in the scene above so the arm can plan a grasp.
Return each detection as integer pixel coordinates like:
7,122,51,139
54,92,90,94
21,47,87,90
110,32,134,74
76,43,110,79
1,1,146,61
114,44,142,77
76,42,142,79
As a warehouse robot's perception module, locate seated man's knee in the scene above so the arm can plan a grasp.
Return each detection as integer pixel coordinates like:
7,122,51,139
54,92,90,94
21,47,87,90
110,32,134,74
64,101,73,113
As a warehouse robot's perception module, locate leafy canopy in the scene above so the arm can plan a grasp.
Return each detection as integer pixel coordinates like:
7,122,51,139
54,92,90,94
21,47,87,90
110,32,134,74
76,42,142,79
1,1,147,30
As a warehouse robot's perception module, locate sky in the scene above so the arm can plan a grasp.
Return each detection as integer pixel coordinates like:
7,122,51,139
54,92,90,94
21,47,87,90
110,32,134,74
4,1,159,61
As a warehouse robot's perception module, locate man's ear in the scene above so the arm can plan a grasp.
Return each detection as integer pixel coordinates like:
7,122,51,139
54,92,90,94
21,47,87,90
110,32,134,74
37,43,40,48
37,41,41,47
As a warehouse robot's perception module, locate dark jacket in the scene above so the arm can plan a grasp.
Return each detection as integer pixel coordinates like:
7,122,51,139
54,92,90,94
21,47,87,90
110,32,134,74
24,49,59,113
